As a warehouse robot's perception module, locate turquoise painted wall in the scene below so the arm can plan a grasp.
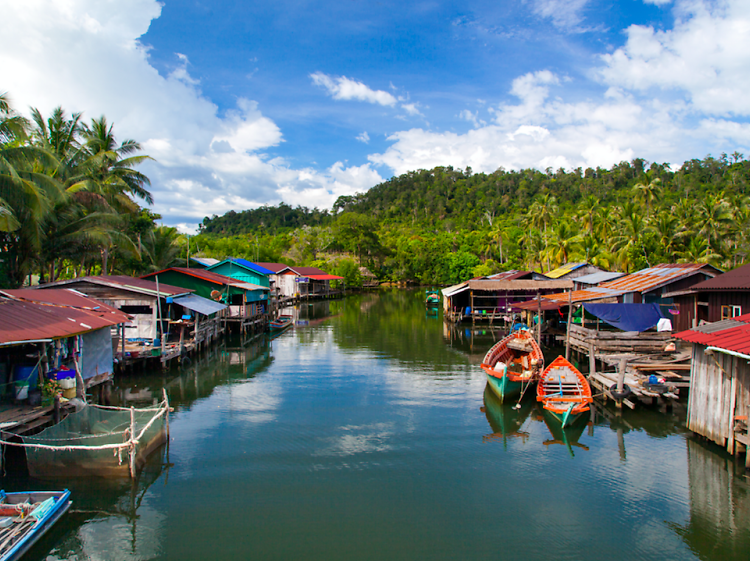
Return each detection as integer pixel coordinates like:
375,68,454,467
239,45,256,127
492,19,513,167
209,262,270,288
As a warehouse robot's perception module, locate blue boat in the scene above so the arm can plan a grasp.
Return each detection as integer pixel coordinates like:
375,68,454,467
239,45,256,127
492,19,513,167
269,314,293,334
0,489,71,561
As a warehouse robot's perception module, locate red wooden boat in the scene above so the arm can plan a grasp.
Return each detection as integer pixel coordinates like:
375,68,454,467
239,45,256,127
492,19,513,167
480,328,544,403
536,356,593,428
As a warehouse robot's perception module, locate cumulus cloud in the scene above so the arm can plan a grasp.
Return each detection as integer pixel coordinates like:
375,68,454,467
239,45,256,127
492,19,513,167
310,72,398,106
600,0,750,115
0,1,384,231
356,131,370,144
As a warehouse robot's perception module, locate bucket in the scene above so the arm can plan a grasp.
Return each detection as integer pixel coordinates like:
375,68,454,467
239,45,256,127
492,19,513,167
62,388,76,399
13,364,38,400
14,382,29,401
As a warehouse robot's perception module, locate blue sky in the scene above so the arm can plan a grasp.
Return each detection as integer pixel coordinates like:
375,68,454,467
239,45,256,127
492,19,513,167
2,0,749,231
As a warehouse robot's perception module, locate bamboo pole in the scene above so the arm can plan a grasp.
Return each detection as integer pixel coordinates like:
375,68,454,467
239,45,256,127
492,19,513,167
129,406,136,479
155,276,165,358
565,290,573,360
536,291,541,344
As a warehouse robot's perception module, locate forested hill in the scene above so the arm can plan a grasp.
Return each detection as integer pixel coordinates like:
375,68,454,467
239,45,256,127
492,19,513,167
199,155,750,235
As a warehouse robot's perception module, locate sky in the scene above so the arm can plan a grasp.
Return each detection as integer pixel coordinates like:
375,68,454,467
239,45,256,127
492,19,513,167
2,0,750,232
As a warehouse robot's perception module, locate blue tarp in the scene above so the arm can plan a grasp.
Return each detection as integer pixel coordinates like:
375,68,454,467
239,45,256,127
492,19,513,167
584,303,664,332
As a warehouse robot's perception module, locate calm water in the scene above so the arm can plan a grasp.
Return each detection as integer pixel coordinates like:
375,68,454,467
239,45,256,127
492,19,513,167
3,290,750,560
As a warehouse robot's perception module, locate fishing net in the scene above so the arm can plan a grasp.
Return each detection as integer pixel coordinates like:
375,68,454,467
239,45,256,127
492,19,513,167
21,405,166,478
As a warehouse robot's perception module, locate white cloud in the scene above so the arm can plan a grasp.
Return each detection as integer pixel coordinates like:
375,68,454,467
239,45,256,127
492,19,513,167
400,102,424,117
600,0,750,115
0,1,385,232
356,131,370,144
643,0,673,5
310,72,398,106
459,109,486,128
530,0,592,29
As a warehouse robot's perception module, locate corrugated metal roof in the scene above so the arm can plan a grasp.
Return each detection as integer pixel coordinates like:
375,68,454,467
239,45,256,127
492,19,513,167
544,263,717,303
486,270,533,281
675,319,750,355
143,268,270,292
442,282,468,298
190,257,220,267
543,262,587,279
255,262,290,273
38,275,191,297
307,274,344,281
172,294,227,316
0,299,124,345
574,271,626,285
0,289,130,323
208,258,274,275
691,262,750,291
512,298,562,311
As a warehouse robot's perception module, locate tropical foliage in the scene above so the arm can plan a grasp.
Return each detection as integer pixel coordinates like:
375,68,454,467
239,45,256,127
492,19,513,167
0,93,172,287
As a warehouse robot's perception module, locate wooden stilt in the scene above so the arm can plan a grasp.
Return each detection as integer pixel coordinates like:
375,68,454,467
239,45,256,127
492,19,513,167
129,406,136,479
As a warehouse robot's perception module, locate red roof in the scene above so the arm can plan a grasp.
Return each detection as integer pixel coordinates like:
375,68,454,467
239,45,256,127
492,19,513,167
485,270,533,281
307,274,345,281
674,312,750,355
282,266,330,276
0,289,130,323
38,275,190,297
0,299,125,345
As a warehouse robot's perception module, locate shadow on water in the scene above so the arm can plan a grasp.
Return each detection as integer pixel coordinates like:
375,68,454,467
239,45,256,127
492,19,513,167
481,384,533,447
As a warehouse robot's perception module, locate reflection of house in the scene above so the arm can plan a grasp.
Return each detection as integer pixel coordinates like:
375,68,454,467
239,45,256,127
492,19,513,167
0,289,130,393
667,262,750,332
533,262,605,281
141,267,269,332
674,316,750,468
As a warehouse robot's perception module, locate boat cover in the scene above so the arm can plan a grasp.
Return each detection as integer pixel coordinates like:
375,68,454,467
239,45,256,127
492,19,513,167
583,303,664,332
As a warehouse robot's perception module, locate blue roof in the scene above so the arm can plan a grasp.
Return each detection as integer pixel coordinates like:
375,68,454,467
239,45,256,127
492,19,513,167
210,258,274,276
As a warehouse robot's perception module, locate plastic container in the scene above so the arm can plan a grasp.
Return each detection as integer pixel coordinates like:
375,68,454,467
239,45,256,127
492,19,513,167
58,377,76,390
13,364,38,400
62,388,76,399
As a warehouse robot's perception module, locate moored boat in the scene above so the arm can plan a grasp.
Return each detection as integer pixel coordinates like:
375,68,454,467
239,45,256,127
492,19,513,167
480,328,544,403
269,314,293,333
425,290,440,307
537,356,593,428
0,490,71,561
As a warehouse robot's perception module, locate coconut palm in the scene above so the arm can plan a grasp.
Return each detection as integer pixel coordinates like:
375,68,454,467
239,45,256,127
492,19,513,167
633,177,661,217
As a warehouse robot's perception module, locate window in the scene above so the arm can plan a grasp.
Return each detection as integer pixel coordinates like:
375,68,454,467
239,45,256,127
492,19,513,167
721,305,742,320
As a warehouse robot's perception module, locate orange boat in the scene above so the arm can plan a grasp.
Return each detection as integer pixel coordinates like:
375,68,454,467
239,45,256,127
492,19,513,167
480,328,544,403
536,356,593,428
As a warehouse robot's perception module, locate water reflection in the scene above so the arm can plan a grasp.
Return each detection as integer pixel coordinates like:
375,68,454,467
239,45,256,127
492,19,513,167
481,385,532,446
539,407,590,457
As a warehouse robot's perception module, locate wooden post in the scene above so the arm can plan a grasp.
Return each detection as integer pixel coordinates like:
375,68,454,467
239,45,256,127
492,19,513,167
129,406,136,479
727,366,737,455
565,290,573,360
163,388,170,440
470,290,475,325
74,336,86,402
155,277,165,358
121,323,125,367
536,291,541,344
616,358,627,409
589,342,596,377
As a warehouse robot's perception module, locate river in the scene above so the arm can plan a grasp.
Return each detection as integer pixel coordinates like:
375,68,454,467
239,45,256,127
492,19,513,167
4,289,750,560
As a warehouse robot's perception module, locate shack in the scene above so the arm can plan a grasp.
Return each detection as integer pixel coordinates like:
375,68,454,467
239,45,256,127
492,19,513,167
207,258,273,289
573,271,626,291
667,262,750,332
674,315,750,468
141,268,269,334
273,266,344,299
441,277,574,323
0,289,130,389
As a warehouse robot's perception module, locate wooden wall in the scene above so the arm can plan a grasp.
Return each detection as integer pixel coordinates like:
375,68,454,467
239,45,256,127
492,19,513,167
707,291,750,322
687,344,750,453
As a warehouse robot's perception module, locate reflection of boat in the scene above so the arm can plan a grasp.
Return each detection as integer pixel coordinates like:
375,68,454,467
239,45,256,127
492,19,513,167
537,356,593,428
0,489,71,561
269,314,293,334
482,385,532,445
480,329,544,403
425,290,440,307
540,404,589,457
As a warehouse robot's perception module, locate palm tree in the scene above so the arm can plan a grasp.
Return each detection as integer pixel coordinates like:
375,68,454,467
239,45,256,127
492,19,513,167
677,236,720,264
577,195,600,235
697,192,731,252
632,177,661,217
546,222,580,267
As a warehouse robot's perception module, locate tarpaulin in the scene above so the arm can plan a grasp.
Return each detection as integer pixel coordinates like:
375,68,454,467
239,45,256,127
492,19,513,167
583,303,664,332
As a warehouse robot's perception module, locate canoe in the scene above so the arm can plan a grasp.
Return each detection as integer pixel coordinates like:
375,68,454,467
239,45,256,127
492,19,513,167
537,356,593,428
480,328,544,403
0,490,71,561
269,314,293,333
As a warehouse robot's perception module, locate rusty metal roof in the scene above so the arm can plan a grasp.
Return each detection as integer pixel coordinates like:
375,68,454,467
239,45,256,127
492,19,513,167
0,299,125,346
0,289,130,323
142,267,259,289
674,313,750,354
543,263,719,304
691,262,750,291
485,270,533,281
37,275,191,297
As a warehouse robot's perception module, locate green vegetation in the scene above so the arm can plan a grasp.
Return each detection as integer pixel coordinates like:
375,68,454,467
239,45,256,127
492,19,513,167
198,156,750,284
4,90,749,288
0,93,177,287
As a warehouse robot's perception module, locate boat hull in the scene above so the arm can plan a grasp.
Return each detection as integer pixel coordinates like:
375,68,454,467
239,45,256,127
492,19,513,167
537,355,593,429
0,490,71,561
484,370,522,403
